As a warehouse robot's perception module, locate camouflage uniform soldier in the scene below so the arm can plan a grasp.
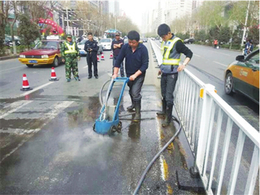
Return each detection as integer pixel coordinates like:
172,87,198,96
61,34,80,82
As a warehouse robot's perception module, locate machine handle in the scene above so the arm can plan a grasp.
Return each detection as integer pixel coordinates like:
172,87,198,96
113,77,129,82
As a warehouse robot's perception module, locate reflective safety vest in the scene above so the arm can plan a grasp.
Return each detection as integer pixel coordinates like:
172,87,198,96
161,37,182,65
64,42,77,54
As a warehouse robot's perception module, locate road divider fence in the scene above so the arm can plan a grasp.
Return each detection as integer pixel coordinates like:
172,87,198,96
149,38,259,195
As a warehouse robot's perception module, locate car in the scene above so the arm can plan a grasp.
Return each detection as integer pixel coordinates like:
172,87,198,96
78,39,88,56
99,38,112,51
77,39,103,56
224,49,259,104
18,40,63,68
143,38,148,43
184,38,195,44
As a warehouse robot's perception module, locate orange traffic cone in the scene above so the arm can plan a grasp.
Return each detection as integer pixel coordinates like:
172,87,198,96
110,52,113,59
101,53,105,60
49,67,59,81
97,55,100,62
21,74,32,91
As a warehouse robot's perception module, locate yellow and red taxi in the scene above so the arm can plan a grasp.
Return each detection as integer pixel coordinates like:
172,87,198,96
224,49,259,104
19,40,63,68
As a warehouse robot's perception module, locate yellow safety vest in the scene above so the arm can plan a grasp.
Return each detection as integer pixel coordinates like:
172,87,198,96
64,42,77,54
161,37,182,65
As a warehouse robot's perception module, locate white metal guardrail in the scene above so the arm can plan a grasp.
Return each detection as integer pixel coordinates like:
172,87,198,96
149,39,260,195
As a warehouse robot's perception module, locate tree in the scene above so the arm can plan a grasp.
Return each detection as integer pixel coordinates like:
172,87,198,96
9,1,19,54
0,1,10,54
18,14,40,49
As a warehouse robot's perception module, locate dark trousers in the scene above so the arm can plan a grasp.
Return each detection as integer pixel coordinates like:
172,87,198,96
127,75,145,101
87,54,98,76
112,56,124,77
161,73,178,105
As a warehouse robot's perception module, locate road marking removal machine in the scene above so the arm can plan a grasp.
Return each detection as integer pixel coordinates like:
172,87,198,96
93,77,129,135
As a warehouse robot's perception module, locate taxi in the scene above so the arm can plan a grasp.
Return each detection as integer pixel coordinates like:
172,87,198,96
19,40,63,67
224,49,259,103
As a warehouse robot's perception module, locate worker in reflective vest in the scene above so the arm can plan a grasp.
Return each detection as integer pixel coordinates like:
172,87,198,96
61,34,80,82
157,24,193,127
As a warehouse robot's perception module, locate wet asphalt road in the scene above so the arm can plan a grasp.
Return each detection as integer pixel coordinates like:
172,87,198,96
0,40,258,194
0,43,196,194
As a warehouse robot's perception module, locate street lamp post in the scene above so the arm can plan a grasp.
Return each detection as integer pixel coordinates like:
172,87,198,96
241,0,251,49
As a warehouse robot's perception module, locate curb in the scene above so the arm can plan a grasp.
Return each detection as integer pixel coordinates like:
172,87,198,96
0,55,19,61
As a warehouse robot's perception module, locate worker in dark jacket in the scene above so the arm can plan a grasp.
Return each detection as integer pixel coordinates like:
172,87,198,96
84,32,99,79
112,30,149,122
111,32,124,77
157,24,193,127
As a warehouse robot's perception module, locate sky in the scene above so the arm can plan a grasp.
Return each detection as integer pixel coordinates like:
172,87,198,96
119,0,156,29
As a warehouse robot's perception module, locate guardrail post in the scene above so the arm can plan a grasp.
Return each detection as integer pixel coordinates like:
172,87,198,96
190,84,216,178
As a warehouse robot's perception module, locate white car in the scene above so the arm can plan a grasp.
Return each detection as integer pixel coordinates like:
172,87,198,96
77,39,103,56
100,38,112,51
77,39,88,56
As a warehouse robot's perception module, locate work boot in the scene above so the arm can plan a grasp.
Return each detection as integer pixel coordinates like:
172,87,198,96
156,98,166,118
133,100,141,122
162,104,173,127
127,95,135,112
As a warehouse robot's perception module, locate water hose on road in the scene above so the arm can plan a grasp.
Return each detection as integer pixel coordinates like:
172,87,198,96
133,114,182,195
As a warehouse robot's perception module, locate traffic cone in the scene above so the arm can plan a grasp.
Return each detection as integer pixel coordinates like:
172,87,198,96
49,67,59,81
97,55,100,62
101,53,105,60
110,52,113,59
21,74,32,91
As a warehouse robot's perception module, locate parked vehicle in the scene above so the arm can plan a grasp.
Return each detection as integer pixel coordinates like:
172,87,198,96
184,38,195,44
18,40,63,68
99,38,112,51
224,49,259,104
77,39,103,56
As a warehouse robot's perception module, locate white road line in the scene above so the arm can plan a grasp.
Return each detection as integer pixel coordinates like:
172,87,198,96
193,54,201,58
0,66,23,72
18,82,54,97
0,100,33,119
156,117,166,181
83,65,88,69
0,101,74,164
213,61,227,67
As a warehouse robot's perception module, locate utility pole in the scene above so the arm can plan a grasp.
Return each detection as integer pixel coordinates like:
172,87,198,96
66,6,69,34
241,0,251,49
115,15,117,30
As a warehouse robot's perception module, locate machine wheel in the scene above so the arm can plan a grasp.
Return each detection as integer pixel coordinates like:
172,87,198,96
107,126,116,136
117,121,122,133
93,123,96,132
26,64,33,68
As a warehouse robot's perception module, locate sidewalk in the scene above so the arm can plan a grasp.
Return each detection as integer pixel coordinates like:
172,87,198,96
0,54,19,61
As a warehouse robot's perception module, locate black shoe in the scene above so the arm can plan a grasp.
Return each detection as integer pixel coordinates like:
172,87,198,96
156,99,166,118
162,104,173,127
127,105,135,111
95,76,98,79
88,76,92,79
133,100,141,122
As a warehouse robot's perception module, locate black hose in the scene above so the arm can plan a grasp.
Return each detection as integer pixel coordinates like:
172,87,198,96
133,115,182,195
